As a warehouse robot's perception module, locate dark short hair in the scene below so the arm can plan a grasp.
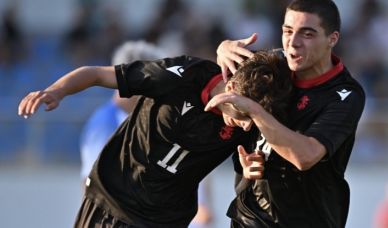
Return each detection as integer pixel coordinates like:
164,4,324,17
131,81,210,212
286,0,341,35
230,50,293,120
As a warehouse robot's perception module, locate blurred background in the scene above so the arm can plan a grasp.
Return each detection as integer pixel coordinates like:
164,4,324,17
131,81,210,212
0,0,387,227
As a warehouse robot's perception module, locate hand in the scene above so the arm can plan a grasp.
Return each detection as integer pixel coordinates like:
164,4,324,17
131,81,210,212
216,33,257,82
18,90,63,118
204,92,254,117
238,145,265,180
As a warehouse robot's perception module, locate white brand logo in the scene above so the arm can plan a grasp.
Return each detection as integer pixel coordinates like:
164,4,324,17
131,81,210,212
182,101,194,115
166,66,184,77
336,89,352,101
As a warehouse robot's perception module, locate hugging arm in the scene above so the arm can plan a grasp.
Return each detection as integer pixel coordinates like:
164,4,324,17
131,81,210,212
205,93,326,171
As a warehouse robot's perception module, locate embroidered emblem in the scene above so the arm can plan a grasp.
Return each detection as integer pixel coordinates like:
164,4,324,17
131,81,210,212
219,125,234,140
297,95,309,110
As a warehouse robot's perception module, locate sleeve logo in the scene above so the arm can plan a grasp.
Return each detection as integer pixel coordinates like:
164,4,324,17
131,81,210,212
182,101,194,115
166,66,184,77
336,89,352,101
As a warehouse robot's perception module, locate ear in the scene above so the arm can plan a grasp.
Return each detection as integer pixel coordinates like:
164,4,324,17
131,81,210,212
225,81,235,92
328,31,340,48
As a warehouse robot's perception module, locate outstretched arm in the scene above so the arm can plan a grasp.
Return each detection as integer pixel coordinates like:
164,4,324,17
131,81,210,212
216,33,257,81
205,92,326,171
18,66,116,118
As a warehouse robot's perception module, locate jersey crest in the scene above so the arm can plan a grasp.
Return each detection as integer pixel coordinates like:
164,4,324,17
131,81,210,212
219,125,234,140
297,95,310,110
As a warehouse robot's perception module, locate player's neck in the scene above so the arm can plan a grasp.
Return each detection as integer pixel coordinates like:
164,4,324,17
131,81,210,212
210,81,226,99
295,54,334,80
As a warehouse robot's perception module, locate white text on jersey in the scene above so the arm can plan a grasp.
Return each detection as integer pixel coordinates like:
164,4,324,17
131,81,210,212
255,133,272,161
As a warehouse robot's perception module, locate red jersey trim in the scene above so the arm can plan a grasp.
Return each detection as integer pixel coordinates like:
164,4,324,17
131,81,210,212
201,74,223,115
293,55,344,89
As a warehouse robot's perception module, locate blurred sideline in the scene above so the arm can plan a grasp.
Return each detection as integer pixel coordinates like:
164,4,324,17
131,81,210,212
0,160,386,228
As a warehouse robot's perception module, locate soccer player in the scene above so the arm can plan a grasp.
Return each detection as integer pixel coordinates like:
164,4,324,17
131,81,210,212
79,40,214,228
209,0,366,227
80,41,166,187
18,50,292,227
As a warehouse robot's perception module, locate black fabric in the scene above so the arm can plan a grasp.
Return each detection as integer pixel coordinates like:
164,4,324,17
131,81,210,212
228,57,365,228
77,56,254,227
75,197,134,228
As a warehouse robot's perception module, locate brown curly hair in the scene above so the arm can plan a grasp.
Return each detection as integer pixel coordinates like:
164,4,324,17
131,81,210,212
229,50,293,121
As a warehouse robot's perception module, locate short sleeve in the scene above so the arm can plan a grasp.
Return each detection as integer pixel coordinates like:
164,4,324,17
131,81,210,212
305,87,365,157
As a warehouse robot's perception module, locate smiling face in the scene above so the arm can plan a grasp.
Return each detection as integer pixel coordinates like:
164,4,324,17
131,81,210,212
282,10,339,79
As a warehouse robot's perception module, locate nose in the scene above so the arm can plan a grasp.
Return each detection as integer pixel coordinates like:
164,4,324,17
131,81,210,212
288,33,301,48
241,120,253,132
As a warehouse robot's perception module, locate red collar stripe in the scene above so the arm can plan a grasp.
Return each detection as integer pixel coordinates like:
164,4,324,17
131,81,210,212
201,74,223,115
293,55,344,88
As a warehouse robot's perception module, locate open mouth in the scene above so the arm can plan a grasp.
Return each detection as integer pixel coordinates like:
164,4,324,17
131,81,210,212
290,53,302,61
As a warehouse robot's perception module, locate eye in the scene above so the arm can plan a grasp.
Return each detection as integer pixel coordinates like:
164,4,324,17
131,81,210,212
229,104,250,120
302,31,314,38
282,29,293,35
222,103,250,121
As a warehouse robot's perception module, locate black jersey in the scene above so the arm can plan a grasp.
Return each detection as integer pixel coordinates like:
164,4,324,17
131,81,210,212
82,56,254,227
228,55,365,228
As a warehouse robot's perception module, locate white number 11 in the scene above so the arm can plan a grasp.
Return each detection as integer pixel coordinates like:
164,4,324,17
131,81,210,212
157,143,189,173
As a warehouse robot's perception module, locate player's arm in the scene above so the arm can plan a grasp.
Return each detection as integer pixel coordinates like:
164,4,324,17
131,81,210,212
18,66,116,118
205,92,326,171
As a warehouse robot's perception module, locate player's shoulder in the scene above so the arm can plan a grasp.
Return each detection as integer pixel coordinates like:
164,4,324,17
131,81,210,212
160,55,217,70
333,68,366,101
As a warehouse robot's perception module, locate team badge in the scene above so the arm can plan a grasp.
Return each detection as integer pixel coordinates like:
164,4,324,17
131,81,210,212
297,95,310,110
219,125,234,140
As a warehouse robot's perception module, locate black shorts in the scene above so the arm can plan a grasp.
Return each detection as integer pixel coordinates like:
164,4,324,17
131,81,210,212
74,196,134,228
